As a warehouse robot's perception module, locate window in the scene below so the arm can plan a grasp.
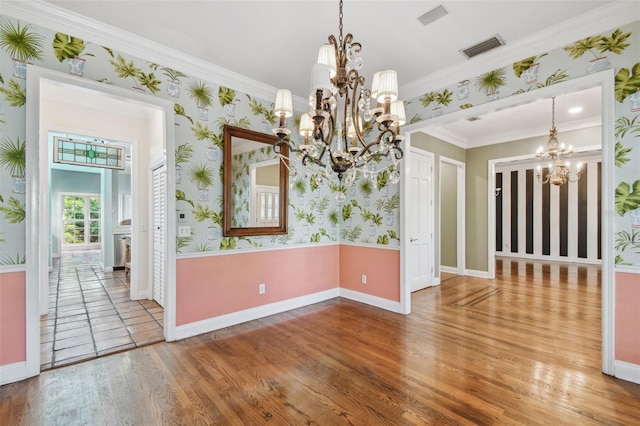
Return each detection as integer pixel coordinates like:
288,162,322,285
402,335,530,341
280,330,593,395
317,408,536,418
62,194,101,248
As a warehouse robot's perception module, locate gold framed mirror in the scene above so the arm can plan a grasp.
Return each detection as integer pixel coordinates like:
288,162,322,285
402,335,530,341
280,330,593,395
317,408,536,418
223,125,289,237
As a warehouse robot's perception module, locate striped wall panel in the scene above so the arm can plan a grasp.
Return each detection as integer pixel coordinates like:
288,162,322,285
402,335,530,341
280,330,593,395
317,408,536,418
495,159,601,264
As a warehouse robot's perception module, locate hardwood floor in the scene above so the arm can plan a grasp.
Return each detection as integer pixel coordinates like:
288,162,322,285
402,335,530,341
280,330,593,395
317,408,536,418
440,271,458,282
1,259,639,425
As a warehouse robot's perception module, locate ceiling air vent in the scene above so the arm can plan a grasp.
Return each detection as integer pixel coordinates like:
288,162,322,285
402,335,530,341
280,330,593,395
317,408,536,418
460,35,505,59
418,5,448,26
467,117,481,122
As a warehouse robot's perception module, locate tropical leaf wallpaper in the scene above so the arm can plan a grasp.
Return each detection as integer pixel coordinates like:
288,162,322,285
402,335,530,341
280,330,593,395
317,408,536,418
0,13,639,270
0,14,401,263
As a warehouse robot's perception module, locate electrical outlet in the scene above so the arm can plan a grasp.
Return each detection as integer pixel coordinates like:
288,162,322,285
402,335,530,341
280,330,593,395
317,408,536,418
361,274,367,284
259,283,265,294
178,226,190,237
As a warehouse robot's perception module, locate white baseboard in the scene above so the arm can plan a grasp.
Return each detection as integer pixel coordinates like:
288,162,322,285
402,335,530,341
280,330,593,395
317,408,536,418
614,360,640,384
339,288,403,314
440,266,460,275
496,252,601,265
174,288,339,340
0,361,31,386
465,269,490,278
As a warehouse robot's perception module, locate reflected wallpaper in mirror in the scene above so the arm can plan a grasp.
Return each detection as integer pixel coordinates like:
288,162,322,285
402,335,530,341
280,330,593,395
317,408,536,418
223,126,288,237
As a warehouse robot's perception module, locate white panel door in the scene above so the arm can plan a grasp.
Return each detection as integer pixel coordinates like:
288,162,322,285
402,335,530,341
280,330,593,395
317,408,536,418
408,149,434,292
152,164,166,307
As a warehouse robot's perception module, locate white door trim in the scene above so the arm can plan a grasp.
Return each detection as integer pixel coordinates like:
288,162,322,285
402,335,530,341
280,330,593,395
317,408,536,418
25,65,176,381
400,70,614,377
439,156,466,275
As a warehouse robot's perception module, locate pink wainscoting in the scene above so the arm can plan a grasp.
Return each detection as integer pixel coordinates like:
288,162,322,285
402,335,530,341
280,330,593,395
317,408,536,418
176,245,340,325
339,245,400,301
615,272,640,365
0,271,26,365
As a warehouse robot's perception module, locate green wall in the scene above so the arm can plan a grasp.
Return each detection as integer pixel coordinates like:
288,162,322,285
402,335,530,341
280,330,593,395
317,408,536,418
440,161,458,268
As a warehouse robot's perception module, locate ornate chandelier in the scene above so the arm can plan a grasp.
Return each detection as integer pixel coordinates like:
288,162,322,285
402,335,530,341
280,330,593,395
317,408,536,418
535,97,582,186
272,0,404,189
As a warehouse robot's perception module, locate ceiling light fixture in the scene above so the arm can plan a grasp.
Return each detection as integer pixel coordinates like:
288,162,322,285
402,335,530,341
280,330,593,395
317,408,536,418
535,97,582,186
272,0,404,193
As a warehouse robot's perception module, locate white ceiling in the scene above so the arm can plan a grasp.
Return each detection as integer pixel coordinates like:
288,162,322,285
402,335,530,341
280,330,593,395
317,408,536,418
427,86,602,147
34,0,621,144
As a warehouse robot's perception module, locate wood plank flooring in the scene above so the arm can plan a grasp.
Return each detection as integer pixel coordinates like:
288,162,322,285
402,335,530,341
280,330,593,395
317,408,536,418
1,259,639,425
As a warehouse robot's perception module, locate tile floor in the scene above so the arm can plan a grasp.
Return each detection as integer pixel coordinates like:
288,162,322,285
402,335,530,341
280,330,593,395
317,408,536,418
41,250,164,370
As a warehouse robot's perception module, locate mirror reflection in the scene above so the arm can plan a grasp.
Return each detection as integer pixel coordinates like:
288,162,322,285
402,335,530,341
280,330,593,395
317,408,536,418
223,126,288,236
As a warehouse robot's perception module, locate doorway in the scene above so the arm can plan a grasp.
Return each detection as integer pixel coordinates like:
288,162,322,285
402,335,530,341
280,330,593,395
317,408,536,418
25,66,177,379
40,131,165,370
401,70,615,375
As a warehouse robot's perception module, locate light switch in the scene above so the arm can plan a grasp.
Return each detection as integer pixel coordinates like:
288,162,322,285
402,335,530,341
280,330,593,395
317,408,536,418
178,226,191,237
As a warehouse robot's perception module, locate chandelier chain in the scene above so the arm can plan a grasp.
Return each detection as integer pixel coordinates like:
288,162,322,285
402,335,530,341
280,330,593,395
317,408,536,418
551,96,556,129
338,0,344,50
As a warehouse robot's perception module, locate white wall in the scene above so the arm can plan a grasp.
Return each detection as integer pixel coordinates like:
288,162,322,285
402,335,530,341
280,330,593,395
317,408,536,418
40,96,162,297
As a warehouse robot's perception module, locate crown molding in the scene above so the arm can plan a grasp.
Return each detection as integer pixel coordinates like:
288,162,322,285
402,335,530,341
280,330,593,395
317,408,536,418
422,116,601,149
401,1,639,100
4,1,633,113
2,0,309,111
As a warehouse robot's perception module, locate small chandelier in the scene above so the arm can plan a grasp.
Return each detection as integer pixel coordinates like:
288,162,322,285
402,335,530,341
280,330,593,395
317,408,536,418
535,97,582,186
272,0,404,188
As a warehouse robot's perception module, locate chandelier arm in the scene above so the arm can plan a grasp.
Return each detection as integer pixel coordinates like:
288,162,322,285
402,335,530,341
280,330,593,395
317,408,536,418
568,169,584,183
302,152,327,169
283,139,328,170
312,126,330,162
273,139,289,156
327,34,340,54
390,145,404,161
354,127,396,164
324,100,336,147
536,169,550,184
346,70,369,148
